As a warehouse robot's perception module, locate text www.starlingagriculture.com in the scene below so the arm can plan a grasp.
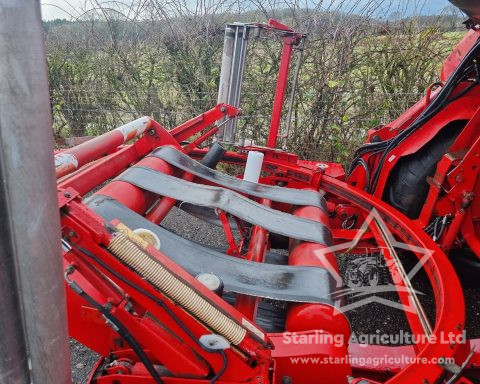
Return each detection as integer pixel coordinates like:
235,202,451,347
289,356,455,366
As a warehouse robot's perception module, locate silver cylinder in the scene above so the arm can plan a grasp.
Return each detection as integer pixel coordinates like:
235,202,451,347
217,24,250,143
217,26,236,107
0,1,71,383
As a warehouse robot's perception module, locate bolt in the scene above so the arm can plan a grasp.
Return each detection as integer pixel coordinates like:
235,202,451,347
147,129,155,136
124,301,133,313
317,163,329,170
64,191,71,198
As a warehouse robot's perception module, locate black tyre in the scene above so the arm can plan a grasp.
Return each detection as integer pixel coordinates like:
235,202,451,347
450,249,480,287
384,121,465,219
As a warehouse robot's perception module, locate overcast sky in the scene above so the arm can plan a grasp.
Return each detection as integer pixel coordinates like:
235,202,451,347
40,0,453,21
41,1,91,20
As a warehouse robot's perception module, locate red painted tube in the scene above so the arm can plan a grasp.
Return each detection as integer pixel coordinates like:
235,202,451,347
286,205,350,338
235,198,271,319
94,155,172,215
284,203,351,382
146,172,195,224
441,208,466,252
145,197,177,224
55,117,152,178
267,37,295,148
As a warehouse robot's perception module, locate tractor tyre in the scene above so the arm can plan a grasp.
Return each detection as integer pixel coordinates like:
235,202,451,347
384,122,464,219
450,249,480,287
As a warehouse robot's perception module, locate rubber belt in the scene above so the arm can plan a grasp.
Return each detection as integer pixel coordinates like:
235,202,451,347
116,166,333,246
148,146,327,209
86,195,337,305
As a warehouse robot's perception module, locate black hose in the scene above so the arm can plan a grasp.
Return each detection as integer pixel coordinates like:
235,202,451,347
348,38,480,189
65,267,165,384
356,157,371,191
368,38,480,191
210,350,227,384
73,244,229,382
448,78,479,104
201,142,226,169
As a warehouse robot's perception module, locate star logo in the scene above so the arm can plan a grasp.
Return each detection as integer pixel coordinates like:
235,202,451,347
314,208,433,316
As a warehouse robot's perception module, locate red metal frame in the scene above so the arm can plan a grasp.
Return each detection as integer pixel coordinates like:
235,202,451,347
266,21,303,148
57,108,475,383
346,27,480,265
52,18,480,384
58,134,474,382
235,198,271,319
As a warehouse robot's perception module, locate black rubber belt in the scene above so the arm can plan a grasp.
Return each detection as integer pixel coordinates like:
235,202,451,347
148,146,327,209
178,202,241,229
116,166,333,246
86,196,337,305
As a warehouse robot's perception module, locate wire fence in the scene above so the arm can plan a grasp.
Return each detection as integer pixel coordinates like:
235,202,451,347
50,88,424,133
44,0,463,163
50,87,424,162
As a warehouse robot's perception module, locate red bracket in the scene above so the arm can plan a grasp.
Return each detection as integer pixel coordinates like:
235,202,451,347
58,187,80,208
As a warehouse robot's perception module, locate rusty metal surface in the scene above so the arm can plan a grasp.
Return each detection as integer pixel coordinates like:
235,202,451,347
0,1,71,382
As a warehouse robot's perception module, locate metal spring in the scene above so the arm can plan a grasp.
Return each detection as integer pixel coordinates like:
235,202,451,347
107,233,247,345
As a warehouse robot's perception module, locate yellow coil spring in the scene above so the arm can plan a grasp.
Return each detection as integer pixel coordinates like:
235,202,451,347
107,233,247,345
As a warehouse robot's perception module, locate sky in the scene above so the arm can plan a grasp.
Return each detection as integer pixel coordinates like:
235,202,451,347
40,0,453,21
41,0,92,20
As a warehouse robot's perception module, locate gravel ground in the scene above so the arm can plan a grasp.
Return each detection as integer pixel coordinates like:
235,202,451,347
70,206,480,382
70,340,99,383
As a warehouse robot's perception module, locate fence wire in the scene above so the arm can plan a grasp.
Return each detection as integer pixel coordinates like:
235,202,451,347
50,87,423,162
45,0,463,163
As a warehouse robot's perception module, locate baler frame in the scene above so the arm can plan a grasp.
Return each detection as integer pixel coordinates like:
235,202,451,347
1,3,480,383
57,95,477,383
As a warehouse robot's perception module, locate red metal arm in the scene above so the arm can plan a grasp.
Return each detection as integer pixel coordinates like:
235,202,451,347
267,35,301,148
169,103,239,143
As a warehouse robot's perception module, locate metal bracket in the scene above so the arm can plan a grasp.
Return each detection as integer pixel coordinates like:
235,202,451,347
58,187,80,208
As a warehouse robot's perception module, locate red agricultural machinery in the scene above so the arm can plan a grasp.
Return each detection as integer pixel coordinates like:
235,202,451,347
4,1,480,384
